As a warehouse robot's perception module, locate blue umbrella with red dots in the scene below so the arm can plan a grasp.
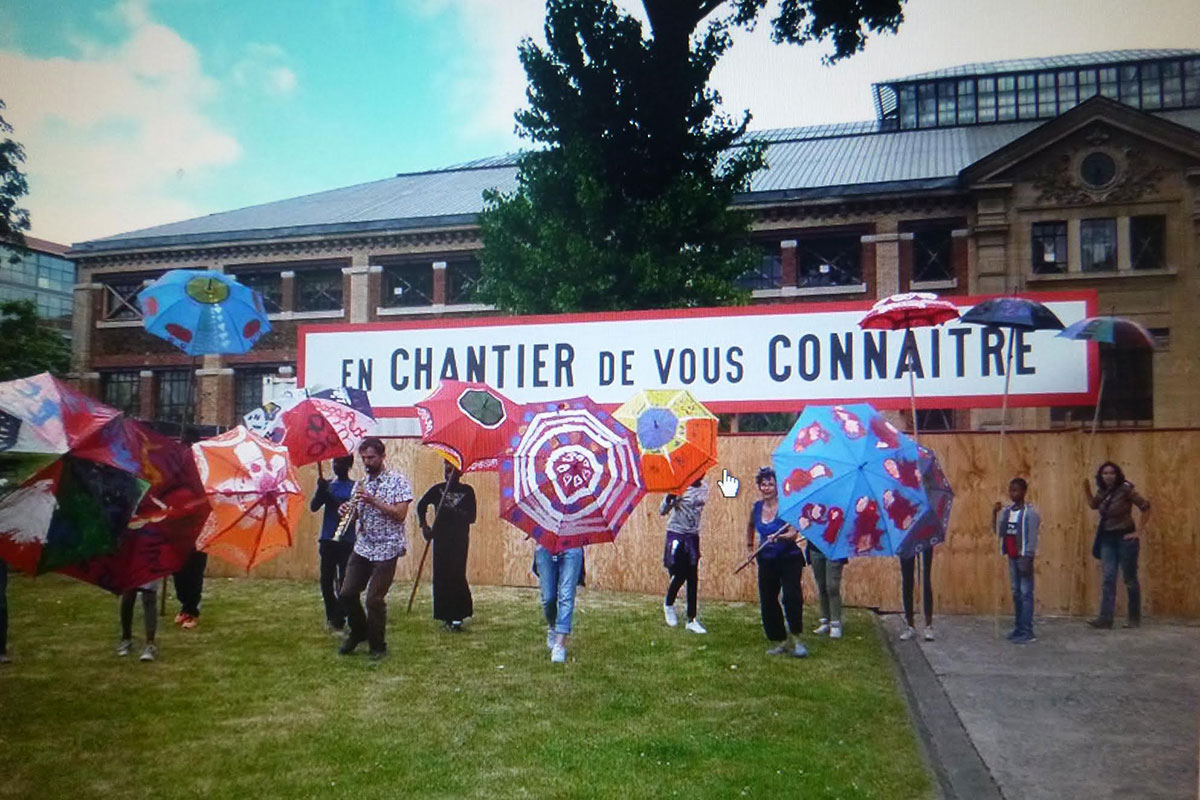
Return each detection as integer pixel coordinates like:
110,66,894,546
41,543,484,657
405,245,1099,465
138,270,271,356
499,397,645,554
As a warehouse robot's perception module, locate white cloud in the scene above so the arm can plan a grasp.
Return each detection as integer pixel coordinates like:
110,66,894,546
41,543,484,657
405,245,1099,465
0,0,241,244
231,42,299,97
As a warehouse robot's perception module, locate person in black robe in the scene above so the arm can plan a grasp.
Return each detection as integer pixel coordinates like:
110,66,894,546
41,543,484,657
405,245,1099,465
417,463,476,630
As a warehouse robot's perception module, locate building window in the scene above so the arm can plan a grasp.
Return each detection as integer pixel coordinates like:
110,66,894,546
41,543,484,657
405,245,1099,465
1017,74,1036,118
996,75,1016,120
916,409,954,432
976,77,997,123
156,370,192,424
233,271,283,314
1119,65,1140,106
1057,70,1078,111
295,269,343,312
1185,59,1200,106
1051,348,1153,427
1080,218,1117,272
446,260,482,305
1078,69,1098,100
102,278,145,321
1099,67,1119,99
233,366,279,420
956,79,976,124
797,235,861,288
918,82,937,127
1140,62,1162,109
381,262,434,308
737,242,783,290
1163,62,1183,107
101,371,140,416
937,80,956,126
1080,152,1117,188
1031,222,1068,274
911,228,954,283
1130,216,1166,271
1037,72,1057,116
898,85,917,129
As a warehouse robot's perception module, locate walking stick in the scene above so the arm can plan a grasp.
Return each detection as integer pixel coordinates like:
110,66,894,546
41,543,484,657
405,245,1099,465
733,531,790,574
407,477,452,613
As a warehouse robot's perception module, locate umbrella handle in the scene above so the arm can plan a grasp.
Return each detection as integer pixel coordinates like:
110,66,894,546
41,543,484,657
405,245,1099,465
317,460,325,481
406,539,431,613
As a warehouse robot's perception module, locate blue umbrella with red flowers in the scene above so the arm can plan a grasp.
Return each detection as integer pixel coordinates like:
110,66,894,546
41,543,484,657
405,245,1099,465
138,270,270,356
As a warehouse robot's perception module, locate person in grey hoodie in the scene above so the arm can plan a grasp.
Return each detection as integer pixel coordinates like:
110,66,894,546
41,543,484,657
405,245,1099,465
660,478,708,634
992,477,1040,644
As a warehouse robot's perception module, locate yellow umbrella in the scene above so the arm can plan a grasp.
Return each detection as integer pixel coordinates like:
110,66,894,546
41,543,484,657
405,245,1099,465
614,389,718,493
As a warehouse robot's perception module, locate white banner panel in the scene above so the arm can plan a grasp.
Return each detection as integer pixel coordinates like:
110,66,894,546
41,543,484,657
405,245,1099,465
298,291,1098,417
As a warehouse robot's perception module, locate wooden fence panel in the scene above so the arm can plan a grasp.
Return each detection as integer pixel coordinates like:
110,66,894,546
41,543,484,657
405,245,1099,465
206,430,1200,619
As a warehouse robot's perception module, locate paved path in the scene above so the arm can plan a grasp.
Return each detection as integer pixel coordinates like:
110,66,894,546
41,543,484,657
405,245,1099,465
883,615,1200,800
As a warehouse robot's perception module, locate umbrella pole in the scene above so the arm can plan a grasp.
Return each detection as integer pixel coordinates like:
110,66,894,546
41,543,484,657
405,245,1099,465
1073,367,1106,617
909,367,919,444
994,332,1016,638
407,481,451,614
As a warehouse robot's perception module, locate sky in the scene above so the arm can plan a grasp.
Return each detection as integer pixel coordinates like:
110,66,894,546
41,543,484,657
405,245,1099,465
1,0,1198,245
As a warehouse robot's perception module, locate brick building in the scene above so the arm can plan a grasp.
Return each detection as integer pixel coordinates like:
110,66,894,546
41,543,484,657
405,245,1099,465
68,50,1200,432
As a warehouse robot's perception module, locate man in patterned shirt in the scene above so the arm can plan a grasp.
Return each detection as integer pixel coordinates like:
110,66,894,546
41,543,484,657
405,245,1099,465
337,437,413,660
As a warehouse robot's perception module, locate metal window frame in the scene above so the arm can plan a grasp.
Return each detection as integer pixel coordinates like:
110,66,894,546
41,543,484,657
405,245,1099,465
295,268,343,312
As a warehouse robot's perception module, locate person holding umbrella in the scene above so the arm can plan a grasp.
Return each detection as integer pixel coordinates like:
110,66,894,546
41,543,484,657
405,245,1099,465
417,462,477,632
337,437,413,660
534,544,585,664
660,478,708,634
1083,462,1150,629
310,455,357,632
745,467,808,658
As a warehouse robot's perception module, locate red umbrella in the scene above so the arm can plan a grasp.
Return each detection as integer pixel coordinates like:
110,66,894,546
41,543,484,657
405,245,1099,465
859,293,961,440
416,380,521,472
59,419,210,593
499,398,645,554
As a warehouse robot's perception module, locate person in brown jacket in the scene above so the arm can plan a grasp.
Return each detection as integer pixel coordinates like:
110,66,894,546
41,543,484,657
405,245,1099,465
1083,462,1151,629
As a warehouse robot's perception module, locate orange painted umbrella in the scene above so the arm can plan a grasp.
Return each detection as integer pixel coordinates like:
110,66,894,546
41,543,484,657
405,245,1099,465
190,426,305,571
614,389,718,493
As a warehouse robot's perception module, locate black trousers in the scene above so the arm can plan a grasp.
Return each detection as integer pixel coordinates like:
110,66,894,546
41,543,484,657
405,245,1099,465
757,556,805,642
339,553,397,653
665,549,698,621
120,586,157,641
900,549,934,626
432,530,473,623
172,551,208,616
319,539,352,628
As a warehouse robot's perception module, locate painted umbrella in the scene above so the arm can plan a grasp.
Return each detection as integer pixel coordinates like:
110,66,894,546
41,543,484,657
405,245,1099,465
859,293,962,441
191,426,305,571
59,418,210,593
416,380,521,472
893,444,954,559
244,386,376,466
139,269,271,356
500,397,645,554
0,374,149,574
613,389,718,493
1057,315,1155,440
772,403,929,560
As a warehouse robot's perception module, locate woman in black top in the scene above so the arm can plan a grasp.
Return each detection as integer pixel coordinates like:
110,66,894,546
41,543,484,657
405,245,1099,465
417,463,477,630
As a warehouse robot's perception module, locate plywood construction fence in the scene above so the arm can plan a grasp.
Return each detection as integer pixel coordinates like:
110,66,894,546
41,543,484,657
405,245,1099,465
207,430,1200,619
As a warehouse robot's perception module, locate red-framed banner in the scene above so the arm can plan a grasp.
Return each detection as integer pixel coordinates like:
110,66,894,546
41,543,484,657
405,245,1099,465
298,290,1099,417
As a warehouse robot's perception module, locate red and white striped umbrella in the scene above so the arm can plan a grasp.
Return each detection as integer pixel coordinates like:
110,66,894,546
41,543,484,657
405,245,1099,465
499,397,645,554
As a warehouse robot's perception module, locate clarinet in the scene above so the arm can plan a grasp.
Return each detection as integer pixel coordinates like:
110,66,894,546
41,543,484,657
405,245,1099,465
332,480,362,542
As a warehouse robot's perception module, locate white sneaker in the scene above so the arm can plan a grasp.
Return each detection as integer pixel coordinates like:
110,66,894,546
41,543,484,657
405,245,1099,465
792,641,809,658
923,626,935,641
899,625,916,641
813,619,830,635
139,643,157,662
546,628,557,650
116,639,134,657
685,619,707,634
663,604,679,628
766,642,790,656
550,643,566,663
829,622,843,639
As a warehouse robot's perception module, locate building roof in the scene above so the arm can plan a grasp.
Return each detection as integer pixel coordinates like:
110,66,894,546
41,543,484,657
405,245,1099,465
70,66,1200,256
879,49,1200,84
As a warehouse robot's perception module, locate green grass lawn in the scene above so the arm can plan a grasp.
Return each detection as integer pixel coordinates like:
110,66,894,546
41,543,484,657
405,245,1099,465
0,574,930,799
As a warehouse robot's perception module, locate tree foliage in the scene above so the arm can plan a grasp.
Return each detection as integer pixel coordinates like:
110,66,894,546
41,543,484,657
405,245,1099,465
478,0,905,314
0,99,31,254
0,300,71,381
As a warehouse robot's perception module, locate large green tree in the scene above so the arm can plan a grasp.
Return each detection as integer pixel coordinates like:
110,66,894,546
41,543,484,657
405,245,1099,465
0,300,71,381
0,99,31,255
478,0,905,314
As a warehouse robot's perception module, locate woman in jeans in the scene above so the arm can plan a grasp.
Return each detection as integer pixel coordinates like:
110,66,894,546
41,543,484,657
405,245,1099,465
1084,462,1151,629
534,544,585,664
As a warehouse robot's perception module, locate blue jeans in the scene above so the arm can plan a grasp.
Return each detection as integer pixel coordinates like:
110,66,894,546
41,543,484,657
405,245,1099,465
535,547,583,635
1098,536,1140,622
1008,556,1035,637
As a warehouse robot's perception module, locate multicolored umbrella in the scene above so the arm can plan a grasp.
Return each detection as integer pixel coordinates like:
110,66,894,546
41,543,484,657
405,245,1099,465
416,380,521,472
613,389,718,493
244,386,376,466
191,426,305,571
58,419,210,593
499,397,645,554
139,270,271,356
772,403,928,560
0,374,150,574
860,292,962,441
1056,315,1155,350
894,445,954,559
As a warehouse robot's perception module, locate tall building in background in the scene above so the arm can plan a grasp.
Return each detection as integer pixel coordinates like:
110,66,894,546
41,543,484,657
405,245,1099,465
0,236,76,337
